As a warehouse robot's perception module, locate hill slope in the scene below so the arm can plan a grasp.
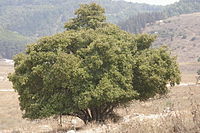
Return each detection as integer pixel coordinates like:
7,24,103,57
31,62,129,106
119,0,200,34
0,0,162,59
0,27,32,59
1,0,200,59
0,0,161,37
143,13,200,63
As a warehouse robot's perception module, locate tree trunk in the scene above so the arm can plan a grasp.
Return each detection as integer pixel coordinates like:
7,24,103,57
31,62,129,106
75,105,115,124
59,114,62,127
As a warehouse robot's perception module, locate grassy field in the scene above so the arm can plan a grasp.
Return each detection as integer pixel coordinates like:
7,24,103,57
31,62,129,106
0,60,200,132
0,60,14,90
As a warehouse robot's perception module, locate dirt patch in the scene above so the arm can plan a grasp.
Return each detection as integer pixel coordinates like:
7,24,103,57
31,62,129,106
0,60,14,90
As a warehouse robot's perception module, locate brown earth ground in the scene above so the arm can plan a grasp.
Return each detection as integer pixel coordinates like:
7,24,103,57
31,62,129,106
0,60,14,90
0,60,200,132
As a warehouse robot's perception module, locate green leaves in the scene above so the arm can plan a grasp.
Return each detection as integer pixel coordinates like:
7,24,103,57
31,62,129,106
64,3,106,30
132,47,181,100
134,34,156,50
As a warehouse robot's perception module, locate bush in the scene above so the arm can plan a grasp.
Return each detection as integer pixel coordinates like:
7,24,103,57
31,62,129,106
8,3,181,124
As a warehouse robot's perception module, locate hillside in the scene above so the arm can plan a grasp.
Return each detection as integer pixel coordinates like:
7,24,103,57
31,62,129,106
143,13,200,63
1,0,200,59
0,0,161,37
0,27,32,59
0,0,162,59
119,0,200,33
165,0,200,17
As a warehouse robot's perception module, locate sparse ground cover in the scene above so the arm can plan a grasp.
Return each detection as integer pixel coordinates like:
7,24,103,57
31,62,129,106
0,60,200,132
179,62,200,83
0,92,64,132
0,60,14,90
143,13,200,63
0,80,199,132
78,85,200,133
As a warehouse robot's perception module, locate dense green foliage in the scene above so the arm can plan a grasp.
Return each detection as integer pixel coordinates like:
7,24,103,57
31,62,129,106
64,3,106,30
132,45,180,100
9,3,181,123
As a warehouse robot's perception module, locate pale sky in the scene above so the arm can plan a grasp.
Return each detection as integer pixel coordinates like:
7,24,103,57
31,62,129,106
123,0,180,5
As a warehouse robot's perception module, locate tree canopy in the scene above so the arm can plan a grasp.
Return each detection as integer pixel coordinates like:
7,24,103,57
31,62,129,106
9,3,181,123
64,3,106,30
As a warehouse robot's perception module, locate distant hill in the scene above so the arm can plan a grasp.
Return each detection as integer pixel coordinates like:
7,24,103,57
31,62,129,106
143,13,200,63
119,0,200,33
1,0,200,59
0,0,162,59
0,0,161,37
165,0,200,17
0,26,32,59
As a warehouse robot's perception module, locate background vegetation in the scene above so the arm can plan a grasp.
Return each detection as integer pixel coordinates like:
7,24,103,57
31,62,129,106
1,0,200,59
119,0,200,34
0,26,32,59
0,0,163,59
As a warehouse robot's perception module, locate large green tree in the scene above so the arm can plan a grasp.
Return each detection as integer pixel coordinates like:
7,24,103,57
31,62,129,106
9,3,180,123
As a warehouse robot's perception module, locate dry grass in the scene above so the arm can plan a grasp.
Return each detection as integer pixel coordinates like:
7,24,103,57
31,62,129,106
143,13,200,63
0,61,14,90
113,86,200,133
0,92,56,132
0,60,200,132
0,91,84,132
77,85,200,133
1,85,199,132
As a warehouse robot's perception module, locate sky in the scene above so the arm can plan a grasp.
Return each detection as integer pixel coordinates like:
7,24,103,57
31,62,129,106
123,0,180,5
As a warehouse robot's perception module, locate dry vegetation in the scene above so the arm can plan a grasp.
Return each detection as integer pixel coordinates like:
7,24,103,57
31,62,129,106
0,60,14,90
143,13,200,63
77,84,200,133
0,91,84,132
0,61,200,133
